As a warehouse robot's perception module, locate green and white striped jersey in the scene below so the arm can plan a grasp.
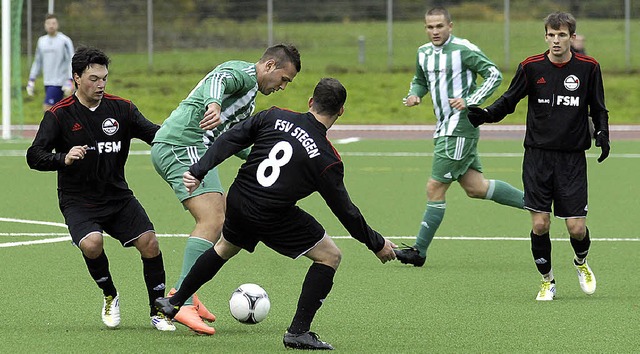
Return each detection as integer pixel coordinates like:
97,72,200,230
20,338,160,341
153,60,258,147
407,35,502,139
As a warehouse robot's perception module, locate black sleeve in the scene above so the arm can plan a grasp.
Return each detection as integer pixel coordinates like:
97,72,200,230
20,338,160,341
129,102,160,145
588,64,609,133
317,161,386,253
26,111,67,171
486,63,529,121
189,111,263,180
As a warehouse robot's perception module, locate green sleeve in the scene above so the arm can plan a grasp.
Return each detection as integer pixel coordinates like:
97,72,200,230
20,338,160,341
202,68,248,109
464,49,502,106
407,51,429,98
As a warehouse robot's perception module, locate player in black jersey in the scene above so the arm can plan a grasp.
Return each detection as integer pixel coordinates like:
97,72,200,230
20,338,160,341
26,47,174,331
467,12,609,301
155,78,397,350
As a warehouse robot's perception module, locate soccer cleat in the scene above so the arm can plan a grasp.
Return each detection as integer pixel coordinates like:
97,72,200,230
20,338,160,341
154,297,180,319
192,293,216,322
168,288,216,322
394,244,426,267
574,259,596,295
151,313,176,331
102,293,120,328
535,280,556,301
283,331,334,350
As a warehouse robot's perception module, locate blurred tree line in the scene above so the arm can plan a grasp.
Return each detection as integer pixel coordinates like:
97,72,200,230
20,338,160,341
23,0,637,53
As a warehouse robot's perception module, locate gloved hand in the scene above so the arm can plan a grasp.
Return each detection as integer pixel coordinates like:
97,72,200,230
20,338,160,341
26,80,35,96
467,106,491,128
62,79,74,96
595,130,610,163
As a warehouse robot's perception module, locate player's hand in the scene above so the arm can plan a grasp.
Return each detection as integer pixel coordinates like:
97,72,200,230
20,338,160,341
64,145,88,166
375,239,397,264
62,79,74,96
200,103,222,130
183,171,201,194
595,130,610,163
403,95,421,107
26,80,35,96
467,106,490,127
448,98,467,111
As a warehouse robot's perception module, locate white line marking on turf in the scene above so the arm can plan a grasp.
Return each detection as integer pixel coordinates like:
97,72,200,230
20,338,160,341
0,237,71,248
334,137,361,144
0,217,67,228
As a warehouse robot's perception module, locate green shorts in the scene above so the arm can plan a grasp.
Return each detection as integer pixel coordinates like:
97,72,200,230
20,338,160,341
151,142,224,204
430,136,483,183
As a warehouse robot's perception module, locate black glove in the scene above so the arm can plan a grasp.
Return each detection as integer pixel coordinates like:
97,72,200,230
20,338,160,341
467,106,491,128
594,130,610,163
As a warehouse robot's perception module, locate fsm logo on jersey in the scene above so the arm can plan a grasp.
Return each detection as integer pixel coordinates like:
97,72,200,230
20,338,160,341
564,75,580,91
102,118,119,136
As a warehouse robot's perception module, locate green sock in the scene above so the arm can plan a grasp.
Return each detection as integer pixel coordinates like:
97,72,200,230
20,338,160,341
414,201,446,258
175,236,213,305
485,179,524,209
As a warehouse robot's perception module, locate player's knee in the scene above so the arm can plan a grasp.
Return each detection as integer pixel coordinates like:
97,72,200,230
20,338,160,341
532,220,550,235
567,224,586,239
135,232,160,257
326,249,342,269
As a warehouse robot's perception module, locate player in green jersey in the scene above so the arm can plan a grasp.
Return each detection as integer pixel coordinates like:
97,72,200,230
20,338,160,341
151,44,301,334
395,7,524,267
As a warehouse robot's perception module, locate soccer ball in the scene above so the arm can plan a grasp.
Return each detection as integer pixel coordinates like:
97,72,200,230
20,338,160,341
229,283,270,324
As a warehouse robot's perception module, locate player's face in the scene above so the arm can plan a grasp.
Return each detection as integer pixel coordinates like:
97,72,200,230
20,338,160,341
425,14,452,46
44,18,58,36
74,64,109,107
258,60,298,95
545,25,574,61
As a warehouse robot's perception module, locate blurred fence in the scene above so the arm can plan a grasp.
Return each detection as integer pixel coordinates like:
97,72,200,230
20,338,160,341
21,0,640,72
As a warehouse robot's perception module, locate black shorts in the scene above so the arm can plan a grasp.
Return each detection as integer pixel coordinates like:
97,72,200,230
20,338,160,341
222,189,326,259
522,147,588,218
61,197,155,247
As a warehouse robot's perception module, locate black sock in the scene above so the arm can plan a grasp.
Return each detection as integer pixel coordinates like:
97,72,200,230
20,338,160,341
288,263,336,335
530,231,552,276
570,227,591,264
170,247,226,306
83,250,117,297
142,252,166,316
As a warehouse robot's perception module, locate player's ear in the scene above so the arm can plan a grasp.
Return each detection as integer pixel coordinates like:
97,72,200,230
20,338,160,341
308,97,314,109
337,106,345,117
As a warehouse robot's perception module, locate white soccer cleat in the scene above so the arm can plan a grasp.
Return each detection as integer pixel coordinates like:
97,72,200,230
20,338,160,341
536,280,556,301
102,293,120,328
574,259,596,295
151,313,176,331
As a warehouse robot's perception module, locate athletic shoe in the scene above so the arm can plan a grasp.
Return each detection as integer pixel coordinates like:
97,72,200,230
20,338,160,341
535,280,556,301
283,331,334,350
192,293,216,322
154,297,180,319
574,259,596,295
394,244,426,267
156,295,215,335
102,293,120,328
151,313,176,331
168,288,216,322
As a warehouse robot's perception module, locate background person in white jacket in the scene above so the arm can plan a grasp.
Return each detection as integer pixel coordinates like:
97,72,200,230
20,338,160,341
27,14,74,111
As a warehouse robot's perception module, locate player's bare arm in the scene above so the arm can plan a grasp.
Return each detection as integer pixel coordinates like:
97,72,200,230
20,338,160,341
376,239,398,263
448,98,467,110
199,102,222,130
182,171,201,194
64,145,88,166
403,95,421,107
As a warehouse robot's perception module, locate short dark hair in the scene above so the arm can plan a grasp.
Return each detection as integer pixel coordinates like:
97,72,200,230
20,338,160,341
259,44,301,73
544,12,576,35
426,6,451,23
311,78,347,116
45,14,57,21
72,46,111,78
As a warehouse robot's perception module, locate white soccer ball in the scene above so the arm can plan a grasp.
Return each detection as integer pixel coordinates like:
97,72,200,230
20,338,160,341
229,283,270,324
